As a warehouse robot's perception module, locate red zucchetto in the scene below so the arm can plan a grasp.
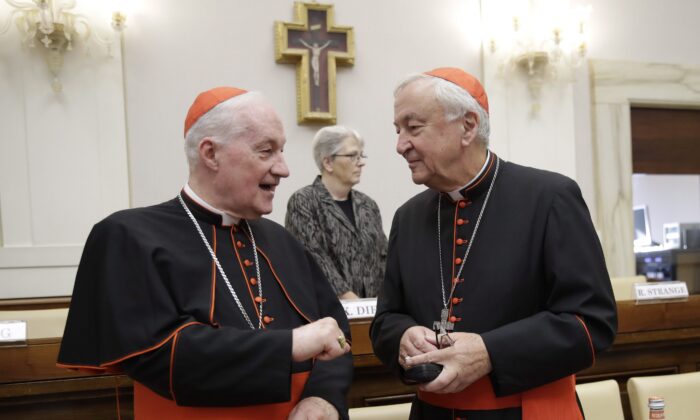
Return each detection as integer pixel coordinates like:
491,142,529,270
424,67,489,114
184,86,248,137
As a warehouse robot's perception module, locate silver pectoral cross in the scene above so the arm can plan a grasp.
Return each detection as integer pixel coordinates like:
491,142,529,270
433,308,454,348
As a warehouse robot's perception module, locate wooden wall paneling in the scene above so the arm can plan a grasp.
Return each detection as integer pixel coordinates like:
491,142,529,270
631,107,700,174
2,296,700,419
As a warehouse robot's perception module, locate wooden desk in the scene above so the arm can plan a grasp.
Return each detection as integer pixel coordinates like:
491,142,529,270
348,295,700,419
2,296,700,419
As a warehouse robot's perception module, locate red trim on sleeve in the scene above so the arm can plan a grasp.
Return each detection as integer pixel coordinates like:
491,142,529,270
57,321,206,371
169,330,180,402
574,314,595,365
55,363,122,374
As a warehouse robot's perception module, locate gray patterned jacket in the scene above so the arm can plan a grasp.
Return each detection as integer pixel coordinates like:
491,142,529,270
285,176,387,297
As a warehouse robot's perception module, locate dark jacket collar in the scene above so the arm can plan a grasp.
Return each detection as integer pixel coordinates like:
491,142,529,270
458,151,498,201
180,188,229,227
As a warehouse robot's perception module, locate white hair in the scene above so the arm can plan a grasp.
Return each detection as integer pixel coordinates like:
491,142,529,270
311,125,364,172
184,91,265,167
394,74,490,145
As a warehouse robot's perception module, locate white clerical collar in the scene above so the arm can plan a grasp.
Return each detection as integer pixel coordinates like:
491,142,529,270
183,183,240,226
446,150,491,202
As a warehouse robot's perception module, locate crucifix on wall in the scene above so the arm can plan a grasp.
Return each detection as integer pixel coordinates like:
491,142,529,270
275,2,355,124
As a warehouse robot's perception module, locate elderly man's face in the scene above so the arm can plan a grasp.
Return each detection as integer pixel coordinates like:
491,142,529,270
213,101,289,219
393,80,466,191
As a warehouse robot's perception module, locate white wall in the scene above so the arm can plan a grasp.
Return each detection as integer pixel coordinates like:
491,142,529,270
0,2,129,298
2,0,700,297
573,0,700,223
123,0,483,230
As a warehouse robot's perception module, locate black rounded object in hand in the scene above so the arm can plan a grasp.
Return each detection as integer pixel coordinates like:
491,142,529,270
402,363,443,384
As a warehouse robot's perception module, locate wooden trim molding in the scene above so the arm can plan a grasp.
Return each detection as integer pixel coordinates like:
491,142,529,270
590,60,700,277
0,297,71,310
2,296,700,419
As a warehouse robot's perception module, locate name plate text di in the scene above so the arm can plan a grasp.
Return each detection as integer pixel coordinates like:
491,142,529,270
341,298,377,319
634,281,689,303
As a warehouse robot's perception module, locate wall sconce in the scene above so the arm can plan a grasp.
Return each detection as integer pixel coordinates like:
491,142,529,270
487,1,591,115
0,0,126,93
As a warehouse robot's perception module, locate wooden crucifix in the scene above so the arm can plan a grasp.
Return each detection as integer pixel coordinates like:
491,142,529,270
275,2,355,124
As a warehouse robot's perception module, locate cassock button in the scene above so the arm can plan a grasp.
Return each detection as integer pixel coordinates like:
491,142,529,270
254,296,265,303
457,218,465,226
449,315,461,323
452,297,463,305
458,201,467,209
456,238,466,246
236,241,244,249
244,259,252,267
263,315,274,324
249,277,257,285
455,257,462,265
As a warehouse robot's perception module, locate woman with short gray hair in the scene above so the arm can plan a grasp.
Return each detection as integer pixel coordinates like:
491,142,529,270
286,126,387,298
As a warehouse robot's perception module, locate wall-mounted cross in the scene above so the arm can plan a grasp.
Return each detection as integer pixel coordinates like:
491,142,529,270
275,2,355,124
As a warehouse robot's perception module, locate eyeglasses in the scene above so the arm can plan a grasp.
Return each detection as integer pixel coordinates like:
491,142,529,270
332,152,368,163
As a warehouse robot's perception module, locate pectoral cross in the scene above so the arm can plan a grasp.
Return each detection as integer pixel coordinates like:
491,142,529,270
433,308,454,348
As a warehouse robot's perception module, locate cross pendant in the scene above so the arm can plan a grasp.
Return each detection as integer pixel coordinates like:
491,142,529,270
433,308,454,348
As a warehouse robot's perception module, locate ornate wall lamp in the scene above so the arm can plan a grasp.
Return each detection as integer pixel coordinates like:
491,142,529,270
0,0,126,92
486,1,591,115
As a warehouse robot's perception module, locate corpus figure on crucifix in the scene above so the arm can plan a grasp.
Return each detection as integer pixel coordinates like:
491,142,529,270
299,39,331,87
275,3,354,123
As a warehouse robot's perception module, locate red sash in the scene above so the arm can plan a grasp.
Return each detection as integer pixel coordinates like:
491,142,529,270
134,371,310,419
418,375,582,420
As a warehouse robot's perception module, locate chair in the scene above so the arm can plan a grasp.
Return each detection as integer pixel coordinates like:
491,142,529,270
349,402,411,420
627,371,700,420
575,380,624,420
610,275,646,301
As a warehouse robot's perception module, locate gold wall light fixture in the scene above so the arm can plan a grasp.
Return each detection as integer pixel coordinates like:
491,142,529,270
0,0,126,92
486,0,591,115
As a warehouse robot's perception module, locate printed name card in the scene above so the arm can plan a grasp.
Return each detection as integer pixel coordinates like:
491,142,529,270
0,320,27,344
341,298,377,319
634,281,689,303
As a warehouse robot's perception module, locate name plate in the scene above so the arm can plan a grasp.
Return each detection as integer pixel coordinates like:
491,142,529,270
634,281,689,303
341,298,377,319
0,320,27,344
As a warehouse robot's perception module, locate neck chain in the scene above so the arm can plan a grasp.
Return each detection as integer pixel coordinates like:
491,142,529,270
178,193,263,329
437,157,500,310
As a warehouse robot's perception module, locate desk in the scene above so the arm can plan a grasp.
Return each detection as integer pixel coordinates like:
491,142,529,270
349,296,700,417
2,296,700,419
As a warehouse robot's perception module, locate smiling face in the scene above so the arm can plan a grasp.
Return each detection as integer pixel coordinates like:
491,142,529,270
326,136,365,187
393,79,468,191
211,100,289,219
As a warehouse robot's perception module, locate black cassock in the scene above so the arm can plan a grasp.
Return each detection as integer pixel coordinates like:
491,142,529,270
58,192,353,418
371,153,617,419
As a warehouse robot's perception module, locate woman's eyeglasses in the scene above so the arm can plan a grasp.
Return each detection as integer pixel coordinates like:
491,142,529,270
333,152,368,163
